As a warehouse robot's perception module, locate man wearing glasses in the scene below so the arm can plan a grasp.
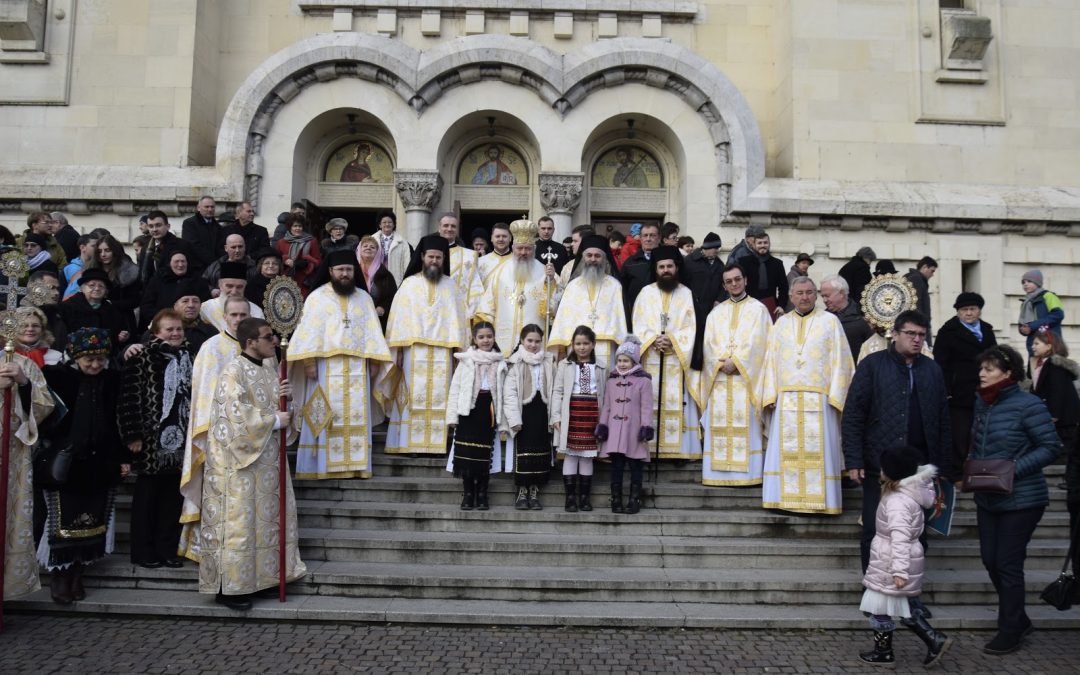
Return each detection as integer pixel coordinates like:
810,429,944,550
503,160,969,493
842,309,956,576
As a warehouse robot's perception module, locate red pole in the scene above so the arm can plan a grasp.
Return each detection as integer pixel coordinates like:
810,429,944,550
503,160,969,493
0,366,12,631
278,340,288,603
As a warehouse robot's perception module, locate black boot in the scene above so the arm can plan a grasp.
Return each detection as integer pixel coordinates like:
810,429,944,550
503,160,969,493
70,561,86,601
907,614,952,667
625,482,642,514
578,476,593,512
476,474,490,511
514,486,529,510
460,478,475,510
563,476,578,512
49,568,73,605
610,483,624,513
528,485,542,510
858,630,895,666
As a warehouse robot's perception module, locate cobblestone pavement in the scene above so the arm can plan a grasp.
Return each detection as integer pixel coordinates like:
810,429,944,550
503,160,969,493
0,614,1077,674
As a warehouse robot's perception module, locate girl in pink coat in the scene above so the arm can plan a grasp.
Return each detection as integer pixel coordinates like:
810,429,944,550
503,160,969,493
858,446,951,668
596,335,654,514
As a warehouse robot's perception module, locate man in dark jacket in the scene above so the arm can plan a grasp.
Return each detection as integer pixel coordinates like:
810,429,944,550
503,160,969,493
736,233,787,321
139,211,196,285
181,196,222,271
725,224,765,264
681,232,725,369
50,212,80,262
820,274,874,361
619,221,660,330
843,310,953,575
220,201,270,255
838,246,876,312
904,256,938,345
933,292,996,471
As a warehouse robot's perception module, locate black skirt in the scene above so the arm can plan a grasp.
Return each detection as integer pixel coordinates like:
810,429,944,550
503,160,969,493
513,397,552,486
42,483,117,569
453,391,494,479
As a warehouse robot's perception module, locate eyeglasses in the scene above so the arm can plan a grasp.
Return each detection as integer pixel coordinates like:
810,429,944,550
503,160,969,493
898,330,927,339
255,334,277,342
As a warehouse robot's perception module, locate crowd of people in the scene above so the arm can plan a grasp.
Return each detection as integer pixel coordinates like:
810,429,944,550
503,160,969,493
0,207,1075,661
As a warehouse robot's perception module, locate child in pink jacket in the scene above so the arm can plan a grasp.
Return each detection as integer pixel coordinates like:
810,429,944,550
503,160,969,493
596,335,654,514
858,446,951,668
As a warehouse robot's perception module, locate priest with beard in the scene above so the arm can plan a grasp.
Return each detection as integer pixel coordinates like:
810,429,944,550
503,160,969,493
476,218,560,351
632,246,702,460
375,235,468,454
288,249,392,479
548,234,627,367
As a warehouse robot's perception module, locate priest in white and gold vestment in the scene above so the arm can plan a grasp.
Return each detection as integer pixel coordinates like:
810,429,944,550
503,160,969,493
548,234,627,367
375,235,468,455
289,249,392,479
700,263,772,486
759,277,853,514
476,222,512,289
198,318,306,601
1,355,53,601
179,295,251,561
632,246,701,460
476,219,560,352
438,212,483,321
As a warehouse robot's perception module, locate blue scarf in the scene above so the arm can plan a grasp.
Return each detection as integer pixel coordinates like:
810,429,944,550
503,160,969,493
960,319,983,342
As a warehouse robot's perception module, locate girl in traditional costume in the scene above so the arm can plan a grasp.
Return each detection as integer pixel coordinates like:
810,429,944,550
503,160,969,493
502,324,555,510
596,336,653,515
550,326,606,512
446,322,505,511
39,328,127,604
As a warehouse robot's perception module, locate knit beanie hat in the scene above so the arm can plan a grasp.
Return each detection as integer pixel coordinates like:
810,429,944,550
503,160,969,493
1022,269,1043,287
615,335,642,364
879,446,918,482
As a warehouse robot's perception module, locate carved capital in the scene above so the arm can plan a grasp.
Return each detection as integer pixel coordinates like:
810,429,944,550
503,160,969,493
393,170,442,212
538,172,584,215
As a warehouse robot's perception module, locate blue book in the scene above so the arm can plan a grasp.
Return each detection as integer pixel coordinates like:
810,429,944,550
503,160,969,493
927,478,957,537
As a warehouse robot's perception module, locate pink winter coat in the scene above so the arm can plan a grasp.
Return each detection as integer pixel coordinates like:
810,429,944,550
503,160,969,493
597,366,654,461
862,465,938,597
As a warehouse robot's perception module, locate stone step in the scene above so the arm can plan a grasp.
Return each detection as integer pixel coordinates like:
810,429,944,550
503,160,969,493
67,558,1062,607
296,528,1071,570
10,588,1080,630
290,500,1075,539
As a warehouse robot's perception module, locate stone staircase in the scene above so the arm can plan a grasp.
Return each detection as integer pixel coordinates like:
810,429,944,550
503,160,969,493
9,433,1080,629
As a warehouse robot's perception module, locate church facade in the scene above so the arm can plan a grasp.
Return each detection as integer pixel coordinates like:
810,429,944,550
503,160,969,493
0,0,1077,344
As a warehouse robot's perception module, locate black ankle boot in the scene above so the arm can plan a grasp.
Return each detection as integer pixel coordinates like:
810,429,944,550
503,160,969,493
859,630,894,666
70,561,86,601
460,478,475,510
476,474,490,510
563,476,578,512
610,483,624,513
577,476,592,511
528,485,542,510
907,614,951,667
625,482,642,514
514,486,529,510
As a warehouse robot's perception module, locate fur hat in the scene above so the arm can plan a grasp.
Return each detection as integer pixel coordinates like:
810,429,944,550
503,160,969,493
953,291,985,310
879,446,918,482
615,335,642,364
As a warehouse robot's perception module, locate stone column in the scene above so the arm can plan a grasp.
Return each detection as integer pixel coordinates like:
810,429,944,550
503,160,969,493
394,170,443,243
538,172,584,242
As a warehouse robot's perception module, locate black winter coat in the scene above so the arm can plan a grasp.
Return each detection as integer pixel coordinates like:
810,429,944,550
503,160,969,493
57,294,130,357
221,221,271,255
619,249,654,331
181,214,222,271
138,232,196,285
118,338,193,475
838,256,872,309
1032,355,1080,436
971,384,1060,513
831,301,874,362
735,252,788,310
842,345,956,479
681,250,727,369
934,317,996,409
904,268,932,322
41,365,127,488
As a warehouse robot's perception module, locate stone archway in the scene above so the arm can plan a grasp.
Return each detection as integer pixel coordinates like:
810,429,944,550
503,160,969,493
215,33,765,224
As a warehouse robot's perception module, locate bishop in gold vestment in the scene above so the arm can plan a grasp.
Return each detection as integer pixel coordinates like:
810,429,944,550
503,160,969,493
289,252,392,479
375,235,468,455
2,355,53,600
700,291,772,486
759,284,853,514
632,248,701,460
548,234,627,367
178,330,243,561
198,350,306,596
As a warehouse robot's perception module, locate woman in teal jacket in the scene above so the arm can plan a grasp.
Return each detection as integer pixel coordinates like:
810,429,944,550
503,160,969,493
971,345,1061,656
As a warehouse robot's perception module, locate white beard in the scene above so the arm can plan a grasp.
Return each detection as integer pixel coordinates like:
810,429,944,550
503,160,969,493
511,257,531,285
